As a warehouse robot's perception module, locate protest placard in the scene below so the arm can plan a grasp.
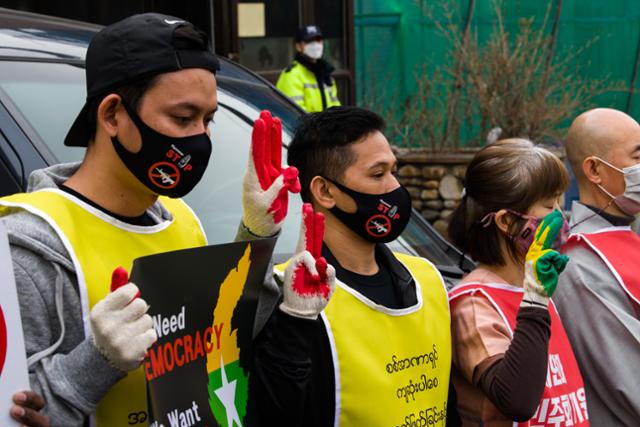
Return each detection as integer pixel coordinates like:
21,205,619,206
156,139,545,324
132,237,277,427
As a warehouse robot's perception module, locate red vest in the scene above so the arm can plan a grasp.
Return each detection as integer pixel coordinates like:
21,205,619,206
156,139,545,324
449,283,590,426
565,227,640,306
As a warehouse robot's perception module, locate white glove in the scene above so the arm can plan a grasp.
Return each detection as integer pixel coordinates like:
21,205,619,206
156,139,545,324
280,203,336,320
242,110,300,237
521,263,551,307
90,283,157,372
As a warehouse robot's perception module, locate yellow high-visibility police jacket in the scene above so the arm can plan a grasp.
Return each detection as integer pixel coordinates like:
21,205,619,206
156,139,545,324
276,60,341,113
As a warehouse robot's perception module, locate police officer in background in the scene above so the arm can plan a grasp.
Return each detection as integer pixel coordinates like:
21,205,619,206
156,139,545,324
276,25,341,113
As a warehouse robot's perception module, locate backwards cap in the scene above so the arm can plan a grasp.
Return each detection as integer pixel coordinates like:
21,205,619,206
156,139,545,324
65,13,220,147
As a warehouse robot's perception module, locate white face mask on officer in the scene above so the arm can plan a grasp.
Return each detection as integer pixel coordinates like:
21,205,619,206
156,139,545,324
303,41,324,60
595,156,640,215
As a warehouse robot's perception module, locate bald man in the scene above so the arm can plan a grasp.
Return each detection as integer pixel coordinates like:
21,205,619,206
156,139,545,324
554,108,640,426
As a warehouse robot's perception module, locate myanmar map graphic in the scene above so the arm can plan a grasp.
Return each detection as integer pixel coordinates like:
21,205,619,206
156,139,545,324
207,245,251,427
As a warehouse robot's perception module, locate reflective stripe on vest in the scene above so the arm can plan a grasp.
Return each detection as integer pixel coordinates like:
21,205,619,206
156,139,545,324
566,227,640,306
275,252,452,426
0,189,206,427
449,283,590,426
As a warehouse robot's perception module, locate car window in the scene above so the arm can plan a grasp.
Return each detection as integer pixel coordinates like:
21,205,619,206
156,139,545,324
0,29,91,59
217,58,265,85
217,75,302,136
0,60,86,163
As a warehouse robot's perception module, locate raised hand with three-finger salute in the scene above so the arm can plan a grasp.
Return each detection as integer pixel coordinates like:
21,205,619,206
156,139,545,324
281,203,336,319
242,110,301,237
522,210,570,308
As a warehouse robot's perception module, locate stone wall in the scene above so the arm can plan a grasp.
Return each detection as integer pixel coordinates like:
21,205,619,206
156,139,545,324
395,149,477,237
395,147,567,237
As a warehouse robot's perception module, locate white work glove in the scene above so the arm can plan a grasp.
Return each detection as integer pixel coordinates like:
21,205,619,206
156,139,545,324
90,267,157,372
521,210,570,308
242,110,301,237
280,203,336,320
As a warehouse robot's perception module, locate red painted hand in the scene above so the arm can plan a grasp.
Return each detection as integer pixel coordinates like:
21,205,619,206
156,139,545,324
110,266,140,299
91,275,155,372
281,203,336,319
243,110,301,236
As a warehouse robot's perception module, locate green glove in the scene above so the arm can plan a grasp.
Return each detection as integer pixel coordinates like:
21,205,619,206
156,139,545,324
522,210,570,306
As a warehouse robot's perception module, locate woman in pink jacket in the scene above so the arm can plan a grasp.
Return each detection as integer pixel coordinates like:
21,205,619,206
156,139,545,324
447,139,590,426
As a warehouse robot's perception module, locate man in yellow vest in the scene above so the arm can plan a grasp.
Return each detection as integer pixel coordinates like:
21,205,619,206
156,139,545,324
0,14,300,427
276,25,341,113
251,106,461,426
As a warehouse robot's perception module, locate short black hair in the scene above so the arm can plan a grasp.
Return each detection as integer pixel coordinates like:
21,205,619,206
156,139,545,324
85,25,210,144
287,106,386,202
85,75,159,144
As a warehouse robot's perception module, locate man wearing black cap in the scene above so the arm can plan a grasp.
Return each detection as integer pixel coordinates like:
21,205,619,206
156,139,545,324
276,25,341,113
0,13,299,427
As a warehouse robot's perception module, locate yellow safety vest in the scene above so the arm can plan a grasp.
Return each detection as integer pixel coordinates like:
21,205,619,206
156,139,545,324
0,188,206,427
276,252,452,426
276,60,341,113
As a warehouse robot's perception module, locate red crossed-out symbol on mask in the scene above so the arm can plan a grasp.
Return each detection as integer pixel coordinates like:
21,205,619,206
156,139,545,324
366,214,392,238
148,162,180,189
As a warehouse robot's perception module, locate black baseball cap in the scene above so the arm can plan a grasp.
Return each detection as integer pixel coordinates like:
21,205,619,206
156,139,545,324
295,25,323,42
65,13,220,147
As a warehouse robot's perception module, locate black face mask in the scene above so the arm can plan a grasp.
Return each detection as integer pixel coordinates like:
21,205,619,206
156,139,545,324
111,101,212,198
328,178,412,243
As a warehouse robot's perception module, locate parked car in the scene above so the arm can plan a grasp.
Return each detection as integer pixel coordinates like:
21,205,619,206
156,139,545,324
0,7,474,286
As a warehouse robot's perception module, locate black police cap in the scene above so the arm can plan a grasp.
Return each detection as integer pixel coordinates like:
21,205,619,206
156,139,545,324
295,25,323,42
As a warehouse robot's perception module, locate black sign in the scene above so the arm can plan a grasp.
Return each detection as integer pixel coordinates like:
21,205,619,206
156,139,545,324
131,238,277,427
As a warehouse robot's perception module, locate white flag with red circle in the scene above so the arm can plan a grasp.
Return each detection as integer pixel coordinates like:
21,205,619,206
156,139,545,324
0,222,29,426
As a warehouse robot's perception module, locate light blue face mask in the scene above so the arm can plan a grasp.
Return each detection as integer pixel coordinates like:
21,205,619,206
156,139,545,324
595,157,640,216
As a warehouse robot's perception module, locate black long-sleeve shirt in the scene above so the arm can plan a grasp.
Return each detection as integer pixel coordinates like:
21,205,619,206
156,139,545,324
478,307,552,421
250,244,461,426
